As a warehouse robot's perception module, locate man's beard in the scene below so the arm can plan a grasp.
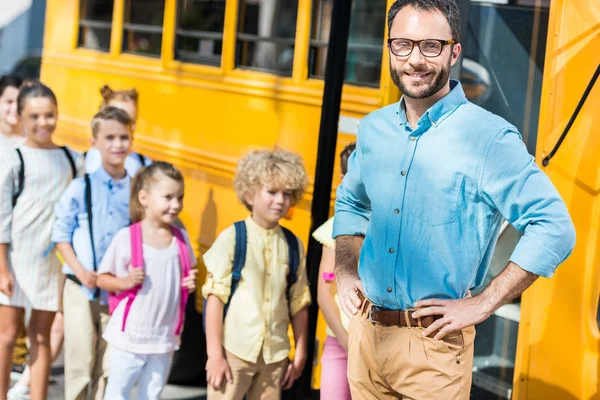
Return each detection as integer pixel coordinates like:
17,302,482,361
390,57,451,99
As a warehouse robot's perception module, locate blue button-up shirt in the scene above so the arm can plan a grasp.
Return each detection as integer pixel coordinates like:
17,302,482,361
333,80,575,310
52,167,131,304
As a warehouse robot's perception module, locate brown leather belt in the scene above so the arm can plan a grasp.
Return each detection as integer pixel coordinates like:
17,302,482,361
357,291,441,328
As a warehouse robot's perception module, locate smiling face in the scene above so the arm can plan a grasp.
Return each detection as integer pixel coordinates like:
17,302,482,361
20,96,58,147
0,86,20,132
388,5,461,100
245,185,293,229
91,119,133,170
139,172,184,225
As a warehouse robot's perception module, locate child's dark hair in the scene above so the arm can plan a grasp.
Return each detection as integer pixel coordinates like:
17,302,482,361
340,142,356,175
0,75,24,98
17,81,58,115
130,162,185,223
100,85,139,107
91,106,133,138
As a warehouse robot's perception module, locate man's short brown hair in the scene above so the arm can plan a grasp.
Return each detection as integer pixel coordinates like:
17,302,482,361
91,106,133,138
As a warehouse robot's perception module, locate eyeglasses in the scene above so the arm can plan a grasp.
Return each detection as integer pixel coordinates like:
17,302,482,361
387,38,456,58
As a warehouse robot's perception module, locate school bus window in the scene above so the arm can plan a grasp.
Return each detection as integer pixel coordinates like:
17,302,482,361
122,0,165,57
175,0,226,66
235,0,299,76
309,0,386,87
78,0,114,52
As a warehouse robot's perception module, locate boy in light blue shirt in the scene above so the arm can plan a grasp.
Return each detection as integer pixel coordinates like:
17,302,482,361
52,106,134,400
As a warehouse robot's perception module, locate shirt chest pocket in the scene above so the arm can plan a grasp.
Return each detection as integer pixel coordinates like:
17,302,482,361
411,174,463,226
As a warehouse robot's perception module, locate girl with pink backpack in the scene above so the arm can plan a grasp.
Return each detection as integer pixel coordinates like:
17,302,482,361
96,162,197,400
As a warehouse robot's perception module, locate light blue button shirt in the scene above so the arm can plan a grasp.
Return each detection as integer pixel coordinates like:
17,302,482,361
85,147,151,177
333,80,575,310
52,167,131,303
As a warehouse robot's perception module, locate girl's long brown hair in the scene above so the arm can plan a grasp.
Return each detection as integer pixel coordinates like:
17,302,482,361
130,162,185,223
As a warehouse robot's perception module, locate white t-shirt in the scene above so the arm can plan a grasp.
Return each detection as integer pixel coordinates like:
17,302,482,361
99,227,197,354
85,147,152,177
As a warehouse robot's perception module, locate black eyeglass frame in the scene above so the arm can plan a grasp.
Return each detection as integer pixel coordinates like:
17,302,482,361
387,38,456,58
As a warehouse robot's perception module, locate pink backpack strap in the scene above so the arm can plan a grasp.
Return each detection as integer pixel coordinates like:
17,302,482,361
121,222,144,331
171,226,191,335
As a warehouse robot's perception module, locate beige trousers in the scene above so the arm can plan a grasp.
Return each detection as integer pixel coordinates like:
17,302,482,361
63,279,110,400
207,350,289,400
347,308,475,400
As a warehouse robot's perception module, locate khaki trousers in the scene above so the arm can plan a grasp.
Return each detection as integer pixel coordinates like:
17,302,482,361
347,309,475,400
63,279,110,400
207,350,289,400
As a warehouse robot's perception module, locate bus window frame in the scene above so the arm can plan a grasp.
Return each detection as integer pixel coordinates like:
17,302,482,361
69,0,397,114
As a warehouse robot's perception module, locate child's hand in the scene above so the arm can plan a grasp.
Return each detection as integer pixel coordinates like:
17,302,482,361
123,267,145,290
182,269,197,292
205,355,233,390
281,358,303,390
76,270,97,289
0,269,14,297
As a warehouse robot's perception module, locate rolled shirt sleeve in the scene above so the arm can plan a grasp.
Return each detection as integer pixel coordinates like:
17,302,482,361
201,225,235,304
288,237,311,316
333,133,372,238
52,179,83,244
479,129,576,278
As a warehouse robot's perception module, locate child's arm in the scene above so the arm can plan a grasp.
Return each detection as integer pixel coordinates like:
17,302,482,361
56,243,97,289
282,306,309,389
0,154,17,296
53,178,97,288
317,246,348,350
96,269,145,292
282,237,312,389
0,244,13,297
95,228,144,292
205,295,233,389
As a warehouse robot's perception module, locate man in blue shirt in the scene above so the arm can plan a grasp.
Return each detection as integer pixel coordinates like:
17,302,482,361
333,1,576,398
52,107,133,400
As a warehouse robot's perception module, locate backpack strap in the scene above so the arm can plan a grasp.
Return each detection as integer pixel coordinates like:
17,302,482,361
84,174,100,299
171,226,191,335
138,153,146,167
12,148,24,207
60,146,77,179
121,222,144,331
281,226,300,298
224,221,247,318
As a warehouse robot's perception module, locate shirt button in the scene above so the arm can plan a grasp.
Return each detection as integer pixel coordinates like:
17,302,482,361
387,287,392,293
389,248,394,253
410,136,416,141
401,171,407,176
432,120,438,125
394,209,399,214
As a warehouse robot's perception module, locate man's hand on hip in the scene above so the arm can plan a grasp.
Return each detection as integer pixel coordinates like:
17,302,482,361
336,272,364,319
412,295,492,340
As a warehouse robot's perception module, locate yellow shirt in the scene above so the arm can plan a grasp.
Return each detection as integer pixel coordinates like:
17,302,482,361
202,217,311,364
312,217,350,337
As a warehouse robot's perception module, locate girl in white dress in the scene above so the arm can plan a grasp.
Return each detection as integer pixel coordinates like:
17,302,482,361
0,82,82,400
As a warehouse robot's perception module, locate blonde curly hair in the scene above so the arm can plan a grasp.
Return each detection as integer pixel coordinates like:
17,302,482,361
234,149,308,211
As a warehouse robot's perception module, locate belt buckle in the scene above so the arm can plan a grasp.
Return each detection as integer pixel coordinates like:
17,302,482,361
368,304,383,324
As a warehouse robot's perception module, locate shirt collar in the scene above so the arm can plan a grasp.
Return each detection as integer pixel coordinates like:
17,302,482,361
245,216,281,238
94,166,130,189
397,79,467,127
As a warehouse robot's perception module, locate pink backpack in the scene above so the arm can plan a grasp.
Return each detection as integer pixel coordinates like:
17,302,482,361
108,222,192,335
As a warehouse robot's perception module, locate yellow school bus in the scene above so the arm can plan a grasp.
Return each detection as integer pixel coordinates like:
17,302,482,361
41,0,599,397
